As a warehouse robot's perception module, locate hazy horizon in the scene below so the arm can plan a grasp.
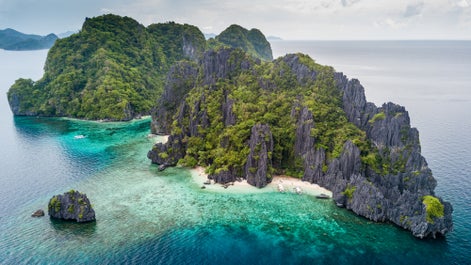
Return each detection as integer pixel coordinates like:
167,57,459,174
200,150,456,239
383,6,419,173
1,0,470,41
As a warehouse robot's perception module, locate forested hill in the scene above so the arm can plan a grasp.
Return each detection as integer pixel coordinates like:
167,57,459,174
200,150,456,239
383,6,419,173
7,15,207,120
0,28,58,51
7,14,272,121
215,24,273,61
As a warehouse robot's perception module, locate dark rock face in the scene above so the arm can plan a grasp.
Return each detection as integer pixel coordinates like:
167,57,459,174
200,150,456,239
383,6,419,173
8,92,22,116
147,133,187,166
209,168,239,184
222,89,236,127
282,54,318,85
148,100,190,166
322,72,454,238
292,106,326,183
48,190,95,222
149,48,255,168
201,48,255,86
245,124,273,188
150,48,252,135
151,61,198,134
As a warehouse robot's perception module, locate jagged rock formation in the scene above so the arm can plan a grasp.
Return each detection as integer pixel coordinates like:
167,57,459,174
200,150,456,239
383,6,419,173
329,73,452,238
48,190,96,222
148,50,452,238
245,124,274,188
151,61,199,134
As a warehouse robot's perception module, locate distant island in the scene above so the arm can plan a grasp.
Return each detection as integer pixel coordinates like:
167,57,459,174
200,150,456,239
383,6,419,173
204,33,217,39
267,35,283,41
7,14,453,239
0,28,58,51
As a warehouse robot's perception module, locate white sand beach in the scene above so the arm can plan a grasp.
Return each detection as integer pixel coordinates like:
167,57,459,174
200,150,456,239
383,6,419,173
147,134,169,144
191,166,332,197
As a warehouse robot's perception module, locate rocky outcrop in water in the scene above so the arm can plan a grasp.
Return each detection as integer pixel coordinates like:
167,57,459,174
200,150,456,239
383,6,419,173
31,209,45,217
313,72,453,238
48,190,96,222
281,59,453,238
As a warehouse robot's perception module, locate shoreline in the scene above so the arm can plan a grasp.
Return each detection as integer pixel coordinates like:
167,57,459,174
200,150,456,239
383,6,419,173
147,133,169,144
191,166,332,197
57,115,152,123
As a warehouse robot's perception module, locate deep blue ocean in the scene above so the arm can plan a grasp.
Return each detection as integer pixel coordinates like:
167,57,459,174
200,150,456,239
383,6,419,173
0,41,470,264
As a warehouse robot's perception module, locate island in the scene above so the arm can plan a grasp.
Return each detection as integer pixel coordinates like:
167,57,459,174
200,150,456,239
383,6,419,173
48,190,95,222
0,28,58,51
7,14,452,238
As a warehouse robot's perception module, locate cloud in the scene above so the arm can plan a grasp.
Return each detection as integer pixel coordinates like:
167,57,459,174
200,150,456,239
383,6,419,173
1,0,471,40
374,18,407,29
340,0,360,7
456,0,469,8
404,2,424,17
100,8,113,14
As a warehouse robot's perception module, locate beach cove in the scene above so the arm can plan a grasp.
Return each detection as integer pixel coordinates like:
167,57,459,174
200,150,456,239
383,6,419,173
191,166,332,197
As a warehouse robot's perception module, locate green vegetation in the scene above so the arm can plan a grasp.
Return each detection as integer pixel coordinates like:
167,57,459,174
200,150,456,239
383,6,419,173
422,195,444,223
342,185,357,200
172,52,372,177
215,24,273,61
49,196,61,212
7,15,273,121
369,112,386,124
67,205,75,213
7,14,206,121
78,206,84,219
360,145,408,176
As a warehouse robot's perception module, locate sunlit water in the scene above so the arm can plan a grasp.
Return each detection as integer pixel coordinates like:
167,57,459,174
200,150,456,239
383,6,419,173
0,42,470,264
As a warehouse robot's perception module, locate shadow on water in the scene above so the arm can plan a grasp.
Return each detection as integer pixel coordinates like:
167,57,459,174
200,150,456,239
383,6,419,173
49,218,97,237
13,116,74,139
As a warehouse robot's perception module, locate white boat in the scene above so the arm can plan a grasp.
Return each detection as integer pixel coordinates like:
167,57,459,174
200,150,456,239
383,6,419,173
316,193,330,199
294,186,303,194
74,135,86,139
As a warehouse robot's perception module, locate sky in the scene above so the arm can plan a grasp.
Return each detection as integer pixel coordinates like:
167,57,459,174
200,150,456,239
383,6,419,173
0,0,470,40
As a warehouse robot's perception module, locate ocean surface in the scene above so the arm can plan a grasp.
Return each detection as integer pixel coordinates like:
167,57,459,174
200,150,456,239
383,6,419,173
0,41,470,264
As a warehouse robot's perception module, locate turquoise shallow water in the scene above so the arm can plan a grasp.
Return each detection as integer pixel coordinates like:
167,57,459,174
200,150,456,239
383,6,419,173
0,117,452,264
1,43,471,264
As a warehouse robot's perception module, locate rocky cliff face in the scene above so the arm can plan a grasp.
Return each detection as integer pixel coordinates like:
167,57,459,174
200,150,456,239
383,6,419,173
151,61,198,134
148,51,452,238
150,48,254,135
148,48,255,170
330,73,453,238
48,190,95,222
245,124,273,188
